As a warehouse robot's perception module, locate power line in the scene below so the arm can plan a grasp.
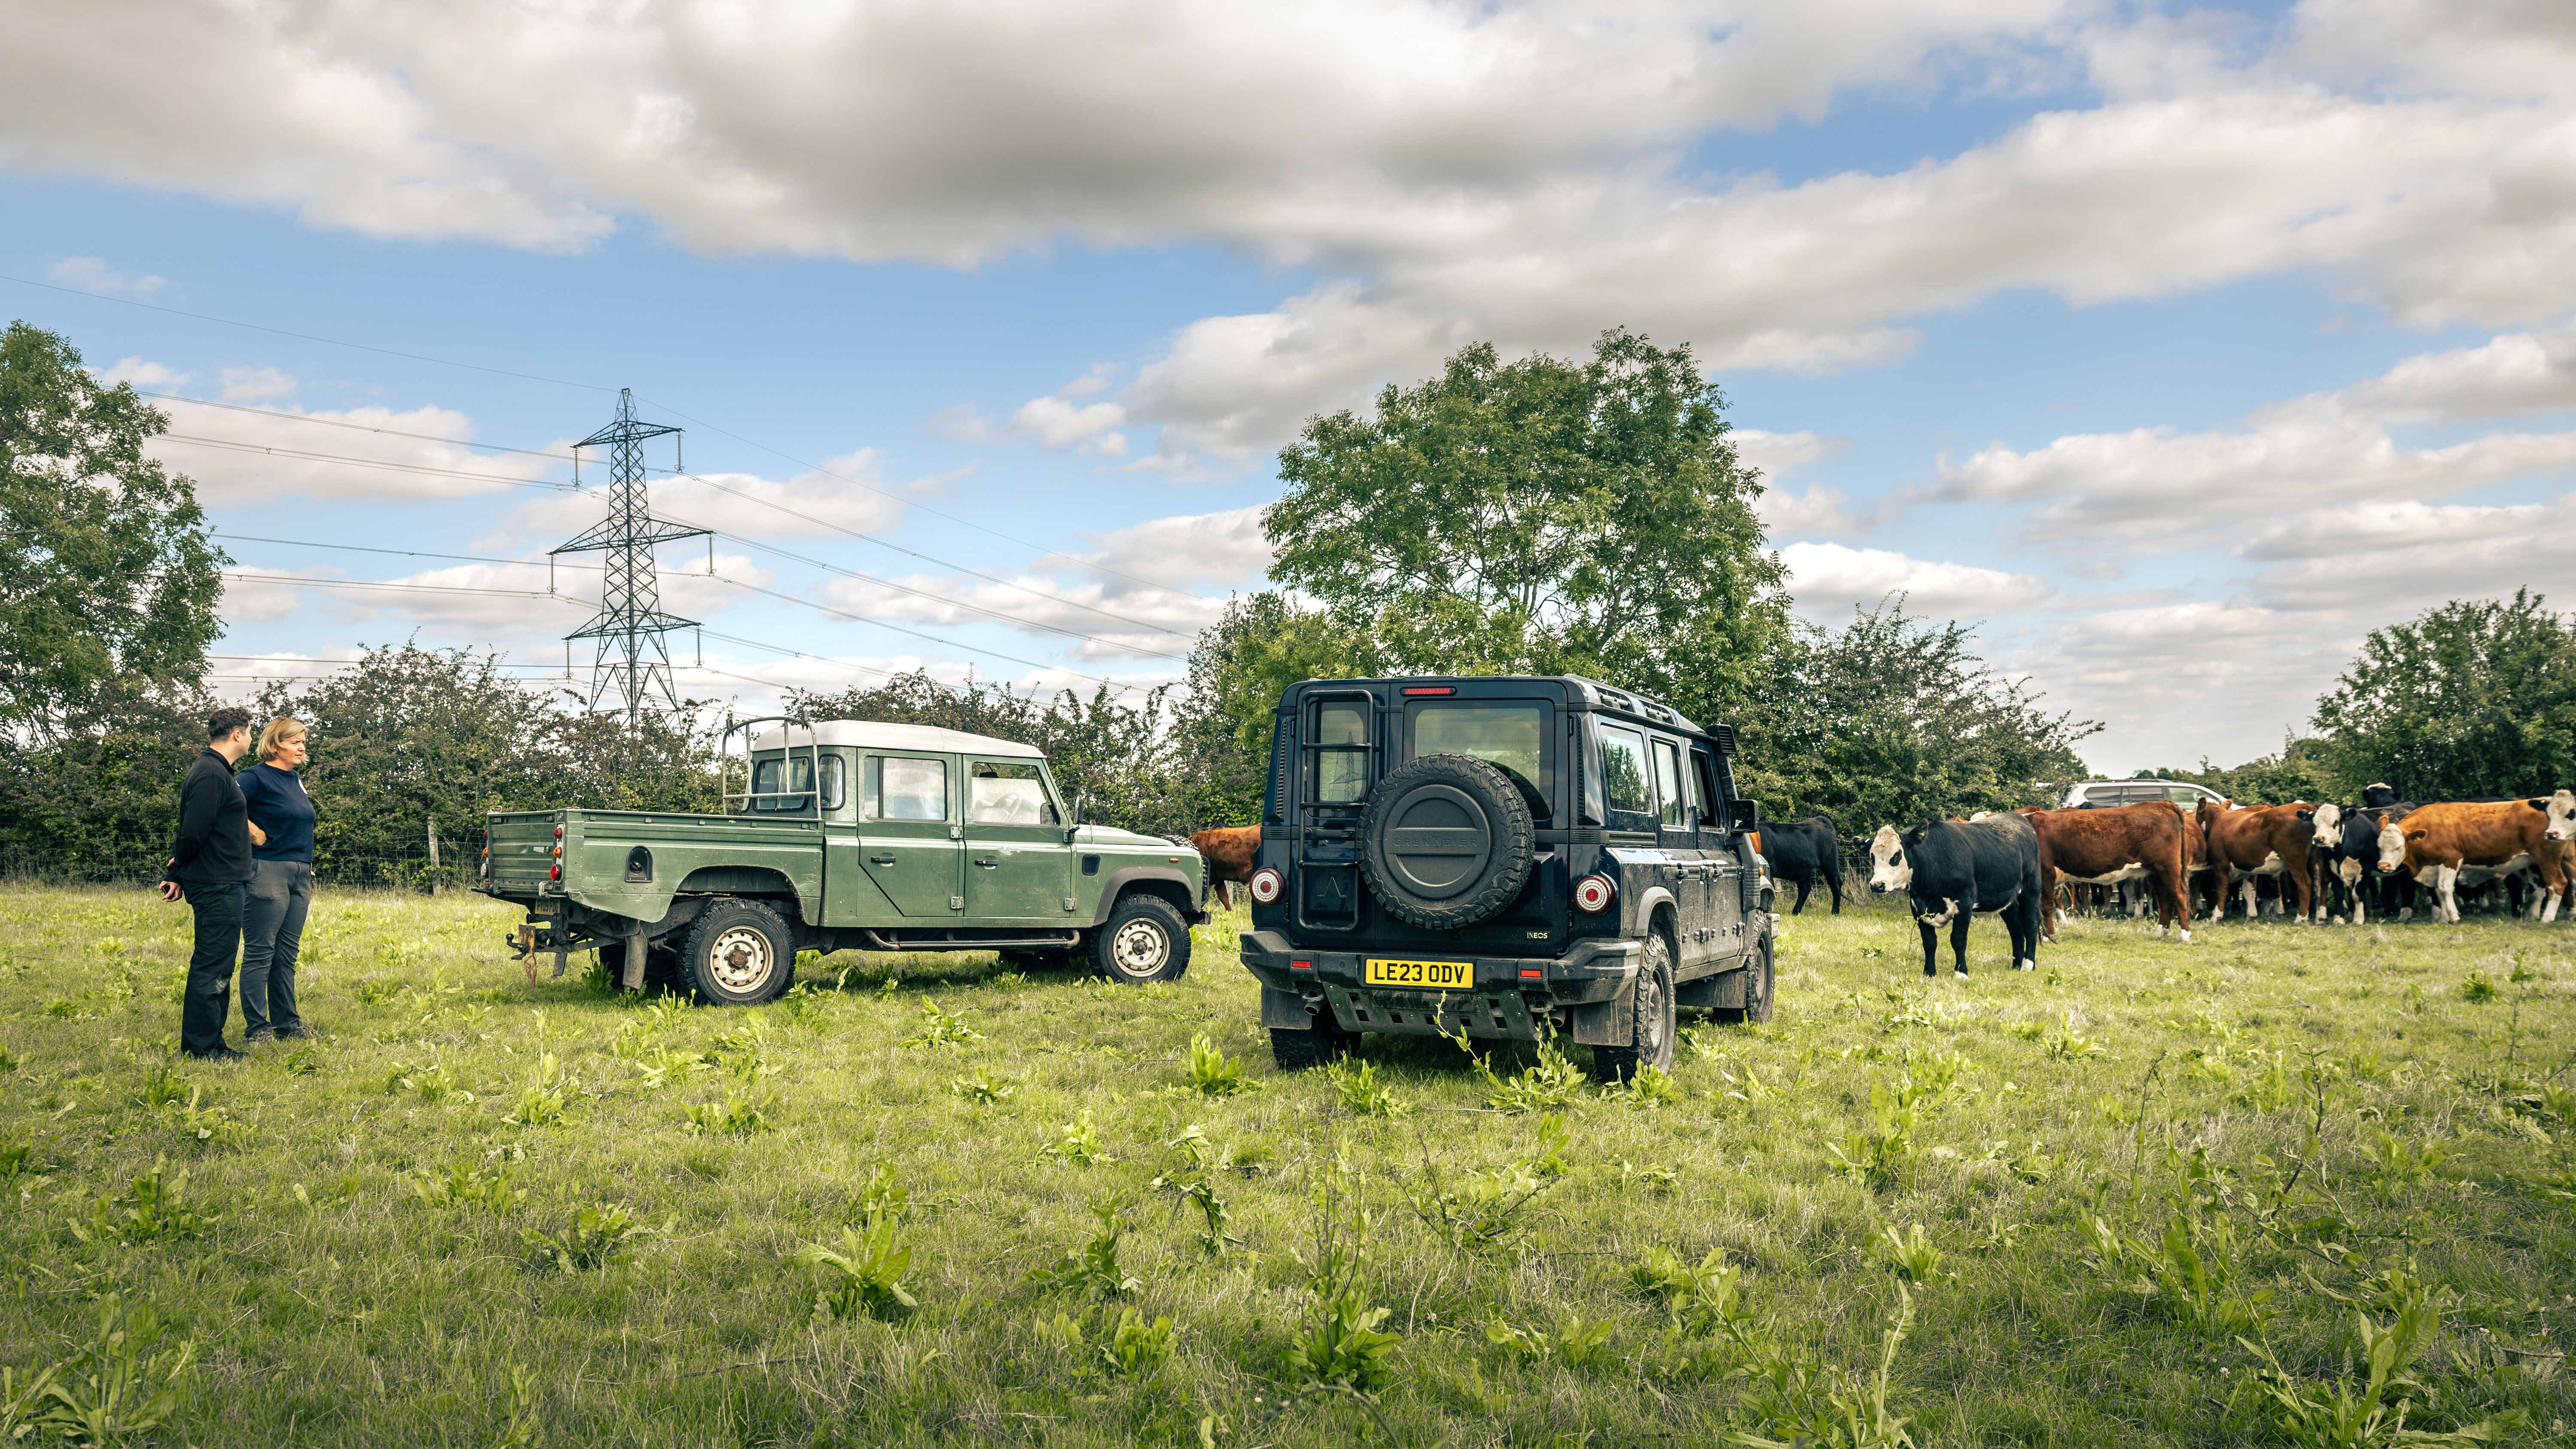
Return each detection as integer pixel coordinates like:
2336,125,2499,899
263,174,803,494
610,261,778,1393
139,390,578,461
221,570,567,598
211,532,601,571
160,434,577,491
701,575,1146,693
8,269,1230,619
0,272,607,391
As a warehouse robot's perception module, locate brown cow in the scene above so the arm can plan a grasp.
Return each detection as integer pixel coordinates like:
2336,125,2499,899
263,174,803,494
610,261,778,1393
1189,825,1262,911
2393,793,2576,923
2017,802,2193,943
2195,798,2330,924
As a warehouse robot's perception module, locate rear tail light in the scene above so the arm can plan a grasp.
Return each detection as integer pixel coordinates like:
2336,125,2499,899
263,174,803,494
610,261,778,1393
1248,867,1285,905
553,824,564,839
549,863,561,881
1574,874,1615,913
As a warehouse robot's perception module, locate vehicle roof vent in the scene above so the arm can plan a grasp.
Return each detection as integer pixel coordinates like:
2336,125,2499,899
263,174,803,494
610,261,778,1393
1598,690,1633,711
1707,724,1739,757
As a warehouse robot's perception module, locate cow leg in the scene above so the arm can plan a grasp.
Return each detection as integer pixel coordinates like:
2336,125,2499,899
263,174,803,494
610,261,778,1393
2286,861,2313,925
2014,896,2039,971
2436,863,2461,924
1950,911,1971,977
1215,880,1235,913
2238,878,2258,920
1917,917,1939,978
1827,868,1844,915
1790,878,1812,915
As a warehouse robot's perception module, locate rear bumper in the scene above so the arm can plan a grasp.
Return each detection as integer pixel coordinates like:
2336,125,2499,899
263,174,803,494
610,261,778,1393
1239,929,1640,1042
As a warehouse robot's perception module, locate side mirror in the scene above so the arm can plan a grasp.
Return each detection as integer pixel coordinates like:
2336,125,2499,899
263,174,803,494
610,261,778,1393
1727,799,1762,832
1065,792,1087,844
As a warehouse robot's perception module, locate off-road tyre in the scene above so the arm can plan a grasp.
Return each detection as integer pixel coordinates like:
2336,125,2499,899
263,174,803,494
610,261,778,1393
1715,930,1776,1024
1270,1018,1353,1070
998,948,1073,972
677,898,796,1006
1088,893,1192,985
1588,930,1677,1084
1357,753,1537,931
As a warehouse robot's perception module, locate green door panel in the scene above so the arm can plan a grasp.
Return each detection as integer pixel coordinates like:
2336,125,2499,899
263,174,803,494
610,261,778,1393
860,752,965,918
964,756,1075,920
823,832,902,925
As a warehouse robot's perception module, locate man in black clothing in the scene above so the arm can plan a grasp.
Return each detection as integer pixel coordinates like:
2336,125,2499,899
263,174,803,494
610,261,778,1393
160,707,257,1061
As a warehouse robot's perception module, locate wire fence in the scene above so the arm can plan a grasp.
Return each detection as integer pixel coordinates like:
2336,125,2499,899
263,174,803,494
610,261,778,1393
0,835,479,894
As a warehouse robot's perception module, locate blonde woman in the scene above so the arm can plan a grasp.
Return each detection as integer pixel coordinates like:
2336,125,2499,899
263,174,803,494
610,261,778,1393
237,716,316,1043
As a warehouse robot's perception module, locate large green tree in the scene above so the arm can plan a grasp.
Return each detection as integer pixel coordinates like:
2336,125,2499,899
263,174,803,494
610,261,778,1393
1264,329,1786,718
1740,598,2097,834
2312,589,2576,799
0,321,226,740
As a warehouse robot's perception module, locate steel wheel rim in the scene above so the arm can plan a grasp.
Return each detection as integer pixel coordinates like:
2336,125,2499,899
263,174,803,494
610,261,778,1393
708,926,773,993
1109,919,1170,977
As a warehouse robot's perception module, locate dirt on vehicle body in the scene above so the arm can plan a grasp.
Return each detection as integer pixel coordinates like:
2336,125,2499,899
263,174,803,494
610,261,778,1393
1235,675,1775,1082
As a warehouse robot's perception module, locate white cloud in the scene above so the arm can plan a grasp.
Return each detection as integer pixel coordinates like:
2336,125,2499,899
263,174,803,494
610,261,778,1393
1932,330,2576,545
1012,395,1128,456
94,356,188,387
217,366,298,403
1758,485,1868,538
493,451,923,546
1780,541,2057,621
47,255,164,293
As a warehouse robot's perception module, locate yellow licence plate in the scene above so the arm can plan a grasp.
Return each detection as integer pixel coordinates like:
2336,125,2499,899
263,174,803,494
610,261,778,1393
1364,958,1475,990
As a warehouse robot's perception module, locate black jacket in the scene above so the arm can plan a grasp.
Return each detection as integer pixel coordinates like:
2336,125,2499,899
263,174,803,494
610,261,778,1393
165,748,254,888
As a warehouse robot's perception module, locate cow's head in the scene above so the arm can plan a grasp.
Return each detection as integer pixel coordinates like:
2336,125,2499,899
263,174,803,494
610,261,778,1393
2535,789,2576,842
2373,813,2406,872
1868,824,1912,893
2310,803,2341,836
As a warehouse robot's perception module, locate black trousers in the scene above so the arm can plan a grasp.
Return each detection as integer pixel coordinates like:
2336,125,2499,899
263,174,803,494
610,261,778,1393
182,880,246,1055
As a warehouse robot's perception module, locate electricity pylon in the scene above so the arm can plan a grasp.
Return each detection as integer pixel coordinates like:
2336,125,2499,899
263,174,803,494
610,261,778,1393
552,389,708,727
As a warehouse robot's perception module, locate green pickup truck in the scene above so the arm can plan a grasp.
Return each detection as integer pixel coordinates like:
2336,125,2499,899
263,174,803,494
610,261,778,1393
478,718,1209,1004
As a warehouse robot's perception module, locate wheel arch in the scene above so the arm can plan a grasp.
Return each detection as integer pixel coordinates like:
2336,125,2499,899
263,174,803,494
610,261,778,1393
1088,866,1206,927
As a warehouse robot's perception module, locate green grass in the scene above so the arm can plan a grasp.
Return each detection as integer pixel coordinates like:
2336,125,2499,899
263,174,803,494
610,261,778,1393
2,883,2573,1446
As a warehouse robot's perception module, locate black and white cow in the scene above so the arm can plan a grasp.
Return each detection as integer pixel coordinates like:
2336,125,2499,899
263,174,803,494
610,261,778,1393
1868,816,2045,977
1761,816,1845,915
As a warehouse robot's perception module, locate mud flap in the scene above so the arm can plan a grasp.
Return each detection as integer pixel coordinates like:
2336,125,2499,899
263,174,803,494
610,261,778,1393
1675,967,1746,1012
1260,985,1316,1030
1568,970,1637,1045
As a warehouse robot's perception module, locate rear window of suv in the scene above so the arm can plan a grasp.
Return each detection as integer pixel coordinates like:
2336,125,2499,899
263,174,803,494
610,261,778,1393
1408,701,1551,817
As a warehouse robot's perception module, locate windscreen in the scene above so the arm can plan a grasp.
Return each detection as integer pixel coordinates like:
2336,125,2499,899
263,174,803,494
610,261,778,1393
1410,702,1549,817
968,760,1057,824
1598,724,1653,817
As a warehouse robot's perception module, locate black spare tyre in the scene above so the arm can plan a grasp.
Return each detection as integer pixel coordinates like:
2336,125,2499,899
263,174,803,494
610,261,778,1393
1357,753,1537,930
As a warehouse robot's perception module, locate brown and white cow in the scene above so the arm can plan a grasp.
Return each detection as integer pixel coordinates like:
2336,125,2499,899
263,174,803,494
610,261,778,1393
2017,802,2194,943
2195,798,2330,923
2393,793,2575,923
1188,826,1263,911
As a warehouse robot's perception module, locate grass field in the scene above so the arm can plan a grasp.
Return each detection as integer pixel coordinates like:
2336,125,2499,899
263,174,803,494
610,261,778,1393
1,883,2572,1447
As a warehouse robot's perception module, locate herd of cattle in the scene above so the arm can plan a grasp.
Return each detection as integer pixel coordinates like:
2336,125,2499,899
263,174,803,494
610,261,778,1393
1814,787,2576,976
1178,785,2576,980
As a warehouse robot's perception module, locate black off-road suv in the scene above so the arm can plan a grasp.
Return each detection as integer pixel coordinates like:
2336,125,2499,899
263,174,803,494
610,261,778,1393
1236,675,1776,1081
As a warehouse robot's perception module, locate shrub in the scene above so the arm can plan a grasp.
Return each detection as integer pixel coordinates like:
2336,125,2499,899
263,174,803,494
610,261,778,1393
796,1218,918,1321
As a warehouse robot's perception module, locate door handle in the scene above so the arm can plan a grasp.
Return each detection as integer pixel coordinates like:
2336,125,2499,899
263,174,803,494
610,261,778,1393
974,858,1000,869
869,855,896,866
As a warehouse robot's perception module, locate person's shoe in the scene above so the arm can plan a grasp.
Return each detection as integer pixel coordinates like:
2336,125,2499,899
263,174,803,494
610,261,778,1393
274,1025,310,1041
243,1028,278,1045
186,1046,249,1063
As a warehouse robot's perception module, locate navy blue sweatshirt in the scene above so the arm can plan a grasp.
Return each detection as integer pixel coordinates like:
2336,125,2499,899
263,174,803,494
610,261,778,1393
165,748,255,887
239,762,316,863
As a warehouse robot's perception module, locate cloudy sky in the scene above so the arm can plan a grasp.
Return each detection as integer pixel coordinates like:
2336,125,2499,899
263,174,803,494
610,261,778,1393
6,0,2573,774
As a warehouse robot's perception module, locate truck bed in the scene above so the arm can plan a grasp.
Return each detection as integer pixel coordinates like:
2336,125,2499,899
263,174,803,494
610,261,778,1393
482,807,824,927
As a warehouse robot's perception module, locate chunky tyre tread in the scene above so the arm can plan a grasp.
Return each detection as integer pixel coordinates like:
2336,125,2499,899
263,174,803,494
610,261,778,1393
677,898,796,1007
1269,1023,1352,1070
1357,753,1537,931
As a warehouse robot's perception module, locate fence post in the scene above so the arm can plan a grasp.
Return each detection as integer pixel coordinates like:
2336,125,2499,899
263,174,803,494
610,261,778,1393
427,818,440,896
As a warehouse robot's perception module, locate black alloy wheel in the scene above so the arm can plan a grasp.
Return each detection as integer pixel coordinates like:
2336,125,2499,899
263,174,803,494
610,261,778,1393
1089,893,1193,984
1717,930,1776,1024
677,898,796,1006
1589,930,1678,1083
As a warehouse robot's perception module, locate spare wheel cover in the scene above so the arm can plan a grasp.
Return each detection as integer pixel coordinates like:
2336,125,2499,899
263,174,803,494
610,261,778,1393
1385,783,1495,899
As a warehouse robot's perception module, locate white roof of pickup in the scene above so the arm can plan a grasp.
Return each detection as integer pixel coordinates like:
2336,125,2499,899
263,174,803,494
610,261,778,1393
750,720,1043,758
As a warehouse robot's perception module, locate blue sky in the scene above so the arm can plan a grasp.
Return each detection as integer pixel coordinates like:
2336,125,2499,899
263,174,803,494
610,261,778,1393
6,0,2573,777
